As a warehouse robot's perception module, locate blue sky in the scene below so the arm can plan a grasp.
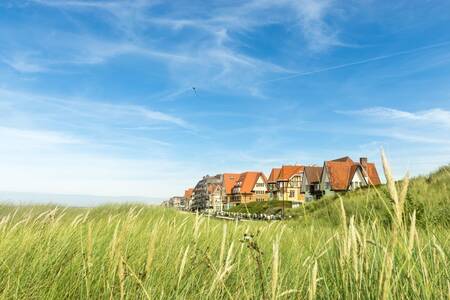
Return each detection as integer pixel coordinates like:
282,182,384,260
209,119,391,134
1,0,450,202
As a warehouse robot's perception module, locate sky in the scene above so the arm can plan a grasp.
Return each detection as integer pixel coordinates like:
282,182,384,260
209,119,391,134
1,0,450,204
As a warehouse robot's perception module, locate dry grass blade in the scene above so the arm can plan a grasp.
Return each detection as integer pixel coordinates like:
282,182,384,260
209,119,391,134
380,149,412,300
309,260,318,300
177,245,190,289
271,238,280,300
219,223,227,265
381,149,401,225
408,211,416,256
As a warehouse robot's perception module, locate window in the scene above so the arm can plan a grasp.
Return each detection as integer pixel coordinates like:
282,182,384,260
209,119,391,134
289,191,295,197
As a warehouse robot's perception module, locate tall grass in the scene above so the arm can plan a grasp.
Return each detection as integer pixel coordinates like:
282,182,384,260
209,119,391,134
0,156,449,299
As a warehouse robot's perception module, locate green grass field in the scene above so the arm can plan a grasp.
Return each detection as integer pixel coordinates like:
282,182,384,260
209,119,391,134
0,158,449,299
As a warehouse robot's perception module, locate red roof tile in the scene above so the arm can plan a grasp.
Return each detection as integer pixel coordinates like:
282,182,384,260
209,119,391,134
277,165,304,181
325,160,354,191
365,163,381,185
268,168,281,183
235,172,267,194
332,156,354,163
223,173,240,194
184,188,193,199
325,157,381,190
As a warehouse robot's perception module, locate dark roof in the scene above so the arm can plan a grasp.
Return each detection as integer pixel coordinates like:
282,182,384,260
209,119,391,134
304,166,322,184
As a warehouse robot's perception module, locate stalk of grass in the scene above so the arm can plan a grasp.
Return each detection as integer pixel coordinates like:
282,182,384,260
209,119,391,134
177,245,190,290
309,260,318,300
271,237,279,300
0,162,448,299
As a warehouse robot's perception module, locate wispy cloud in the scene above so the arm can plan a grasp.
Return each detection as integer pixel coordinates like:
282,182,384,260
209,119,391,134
0,52,49,73
31,0,340,49
19,0,342,96
336,106,450,147
0,88,191,129
0,87,201,198
0,126,84,145
260,40,450,84
339,107,450,129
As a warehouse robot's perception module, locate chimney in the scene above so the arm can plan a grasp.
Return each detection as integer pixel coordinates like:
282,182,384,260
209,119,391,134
360,157,368,166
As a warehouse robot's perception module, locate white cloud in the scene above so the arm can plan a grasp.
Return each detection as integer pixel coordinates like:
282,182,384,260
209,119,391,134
334,107,450,166
1,53,48,73
340,107,450,128
22,0,341,96
0,126,84,145
0,88,190,129
0,87,200,199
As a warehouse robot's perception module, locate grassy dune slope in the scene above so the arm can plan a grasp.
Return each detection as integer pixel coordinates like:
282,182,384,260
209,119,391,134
229,165,450,228
291,165,450,227
0,165,448,299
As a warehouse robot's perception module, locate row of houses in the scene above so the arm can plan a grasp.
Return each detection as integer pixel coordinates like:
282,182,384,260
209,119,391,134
165,156,381,212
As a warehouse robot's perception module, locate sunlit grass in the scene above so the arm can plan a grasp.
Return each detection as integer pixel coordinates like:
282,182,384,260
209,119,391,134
0,158,449,299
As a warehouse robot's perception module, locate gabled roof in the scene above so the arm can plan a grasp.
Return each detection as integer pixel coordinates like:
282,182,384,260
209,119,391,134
277,165,304,181
268,168,281,183
304,166,322,184
324,160,355,191
365,163,381,185
184,188,194,199
223,173,240,194
235,172,267,194
332,156,354,163
324,157,381,190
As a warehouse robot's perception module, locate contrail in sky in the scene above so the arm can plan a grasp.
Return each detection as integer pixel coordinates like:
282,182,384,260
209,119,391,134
259,40,450,84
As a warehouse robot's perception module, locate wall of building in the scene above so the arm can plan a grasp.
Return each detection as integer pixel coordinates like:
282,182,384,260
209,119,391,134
320,167,335,196
230,175,269,205
268,182,279,200
277,175,305,203
209,188,223,212
349,168,366,190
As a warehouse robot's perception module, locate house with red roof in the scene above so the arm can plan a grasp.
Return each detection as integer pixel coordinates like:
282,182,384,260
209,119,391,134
320,156,381,195
276,165,305,206
184,188,194,210
230,172,268,207
222,173,240,210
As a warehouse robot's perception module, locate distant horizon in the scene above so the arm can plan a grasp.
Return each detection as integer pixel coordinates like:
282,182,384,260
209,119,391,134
0,191,164,207
1,1,450,205
1,157,448,204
